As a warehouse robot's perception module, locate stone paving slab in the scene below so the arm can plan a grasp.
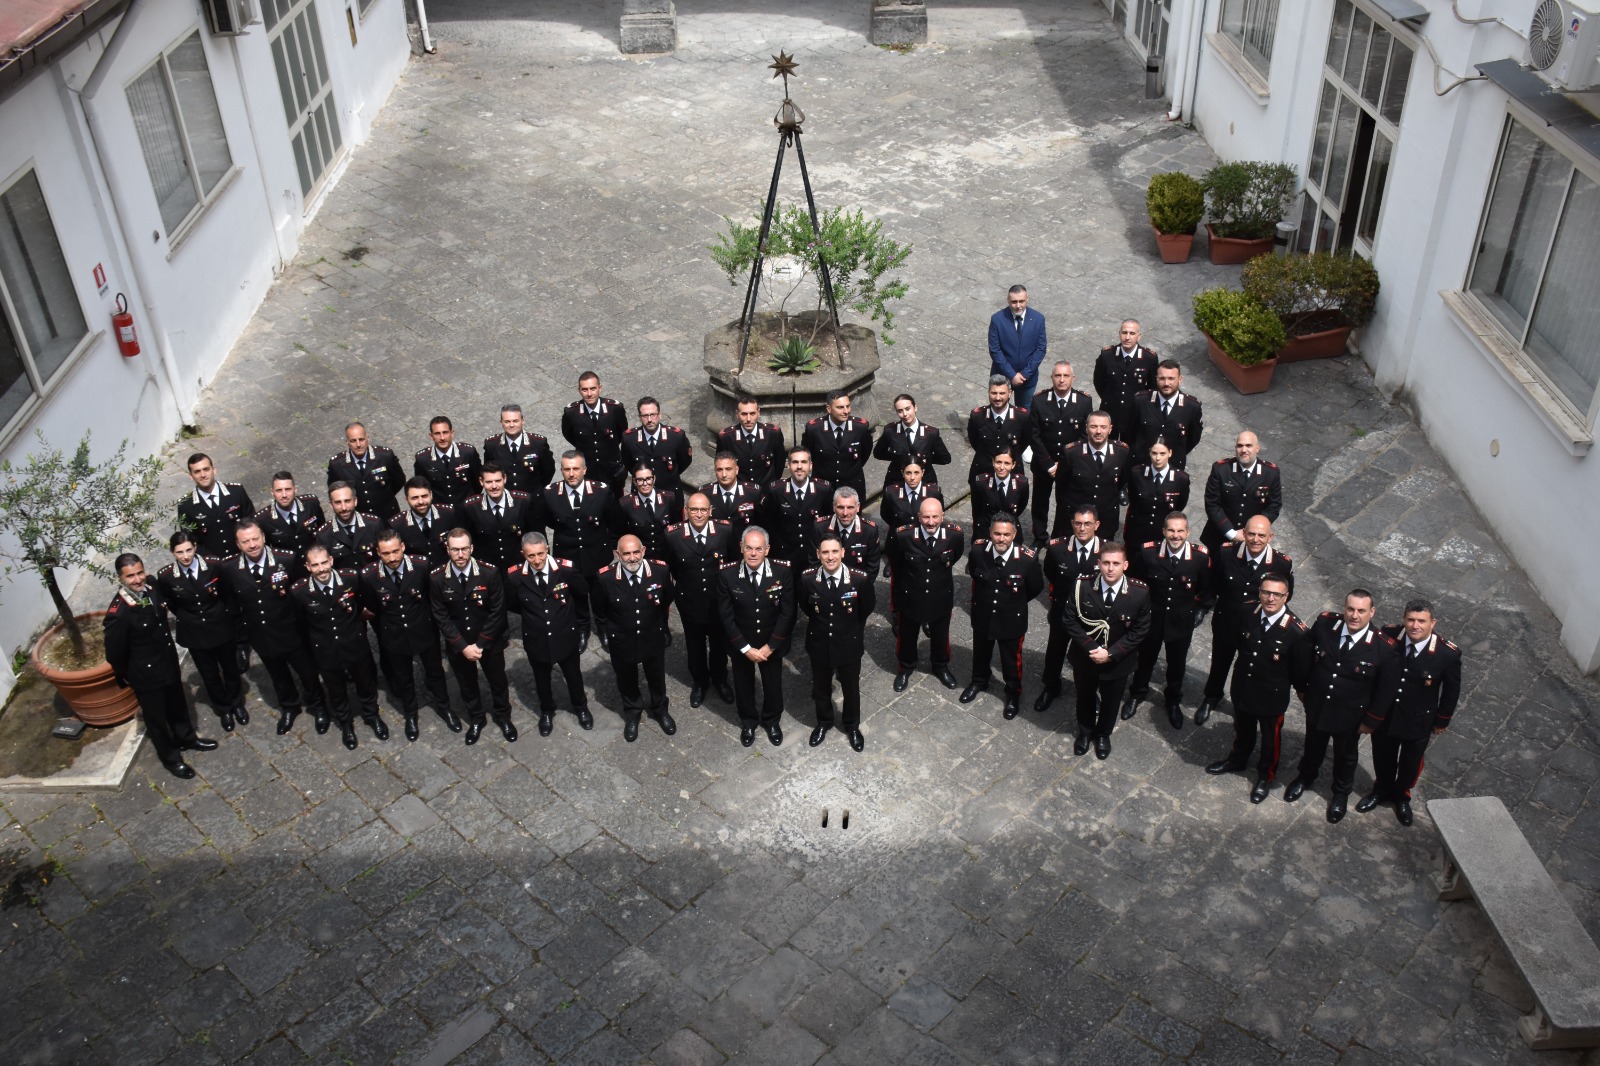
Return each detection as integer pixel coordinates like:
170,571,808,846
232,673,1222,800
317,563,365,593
4,1,1600,1064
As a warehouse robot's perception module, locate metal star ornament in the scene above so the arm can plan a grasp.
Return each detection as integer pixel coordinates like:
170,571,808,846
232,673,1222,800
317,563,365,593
768,51,799,80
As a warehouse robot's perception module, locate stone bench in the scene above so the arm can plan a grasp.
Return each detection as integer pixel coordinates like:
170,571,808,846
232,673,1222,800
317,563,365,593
1431,796,1600,1049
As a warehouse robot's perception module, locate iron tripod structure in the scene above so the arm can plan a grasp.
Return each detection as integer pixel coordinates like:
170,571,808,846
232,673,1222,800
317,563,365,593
735,103,846,377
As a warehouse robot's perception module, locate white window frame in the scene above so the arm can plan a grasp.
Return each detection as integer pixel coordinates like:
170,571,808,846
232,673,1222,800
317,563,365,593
1218,0,1281,77
1446,111,1600,452
0,163,97,449
125,27,239,248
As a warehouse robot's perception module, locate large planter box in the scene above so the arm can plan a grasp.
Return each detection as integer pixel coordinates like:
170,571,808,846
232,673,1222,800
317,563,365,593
1205,334,1277,395
1206,224,1275,265
1276,322,1353,363
32,612,139,727
1152,225,1195,264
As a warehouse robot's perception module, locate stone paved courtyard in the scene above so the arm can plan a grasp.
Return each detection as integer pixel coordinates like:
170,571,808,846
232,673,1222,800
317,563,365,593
4,2,1600,1063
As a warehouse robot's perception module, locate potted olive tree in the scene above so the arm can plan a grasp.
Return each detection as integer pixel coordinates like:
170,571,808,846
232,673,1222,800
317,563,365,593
1192,288,1288,394
1147,172,1205,264
0,432,163,725
1202,161,1297,265
1242,251,1380,362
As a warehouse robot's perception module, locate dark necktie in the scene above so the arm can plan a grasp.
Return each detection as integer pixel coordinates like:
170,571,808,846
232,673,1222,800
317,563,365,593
536,571,547,591
833,425,843,444
569,490,580,508
1103,587,1115,606
491,502,502,519
391,568,403,589
251,562,264,579
1262,614,1272,632
418,516,429,535
1095,451,1104,468
1161,399,1172,417
828,574,838,591
1014,315,1022,332
589,409,599,426
1078,547,1088,565
1341,634,1352,651
1408,643,1418,659
695,533,705,548
458,572,469,588
628,571,638,588
355,458,366,472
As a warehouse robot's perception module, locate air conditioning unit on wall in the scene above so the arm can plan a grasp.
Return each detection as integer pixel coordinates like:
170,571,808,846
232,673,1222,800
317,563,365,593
201,0,260,37
1528,0,1600,92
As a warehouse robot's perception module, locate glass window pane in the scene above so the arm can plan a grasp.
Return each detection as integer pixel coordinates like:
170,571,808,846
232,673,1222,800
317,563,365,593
0,312,34,430
1307,81,1338,191
1325,95,1358,205
1316,208,1337,252
1362,29,1390,109
1325,0,1353,70
1343,9,1372,88
271,36,296,127
1382,43,1413,124
0,171,88,375
168,34,232,196
1296,194,1318,252
1525,172,1600,410
127,63,196,233
1469,122,1569,340
1357,133,1393,245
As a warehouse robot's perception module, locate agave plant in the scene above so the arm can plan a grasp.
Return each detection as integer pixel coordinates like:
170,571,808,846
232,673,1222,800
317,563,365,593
767,336,821,375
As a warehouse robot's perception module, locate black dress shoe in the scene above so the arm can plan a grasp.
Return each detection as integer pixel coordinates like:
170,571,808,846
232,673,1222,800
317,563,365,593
341,728,358,751
441,709,463,733
185,737,219,752
847,729,865,752
1094,735,1111,760
1119,694,1139,721
578,633,590,654
464,723,482,745
1166,701,1183,730
166,761,196,780
809,724,831,747
624,720,639,743
576,708,594,730
499,721,518,742
1002,695,1021,720
717,680,735,703
690,686,706,708
1395,799,1414,826
1356,791,1383,814
314,712,330,735
936,668,958,689
538,713,554,737
959,682,986,704
1033,689,1058,713
276,711,298,736
765,724,783,747
233,704,249,726
598,630,610,652
1284,777,1307,803
1073,732,1091,757
1193,700,1215,727
655,711,676,736
893,670,911,693
219,712,235,733
369,717,389,741
1250,779,1271,804
404,716,420,742
1327,796,1348,824
740,726,756,747
1206,759,1246,775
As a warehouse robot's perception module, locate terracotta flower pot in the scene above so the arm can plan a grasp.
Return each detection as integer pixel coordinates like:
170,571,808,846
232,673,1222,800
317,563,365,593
1152,225,1195,264
1276,322,1353,363
1205,224,1275,265
1204,334,1277,395
30,612,139,727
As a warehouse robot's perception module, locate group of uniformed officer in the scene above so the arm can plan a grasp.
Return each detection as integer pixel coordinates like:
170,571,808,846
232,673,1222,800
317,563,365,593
114,346,1461,820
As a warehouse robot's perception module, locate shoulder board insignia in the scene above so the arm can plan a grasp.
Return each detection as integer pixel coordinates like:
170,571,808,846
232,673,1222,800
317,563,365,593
330,453,345,463
947,523,963,532
156,563,176,576
807,417,823,425
971,406,985,414
510,491,529,501
506,565,519,574
1018,546,1036,558
106,598,122,614
1277,551,1292,562
1376,633,1397,645
1214,457,1231,465
1262,460,1278,468
291,578,310,591
464,495,483,507
431,564,450,576
598,565,614,575
1444,639,1458,651
1127,578,1148,588
414,448,430,459
801,567,818,578
1194,544,1209,554
1320,611,1338,620
720,561,739,569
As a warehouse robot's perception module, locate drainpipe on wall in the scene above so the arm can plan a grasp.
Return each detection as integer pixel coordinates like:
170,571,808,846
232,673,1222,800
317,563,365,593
414,0,435,54
1168,0,1210,123
66,0,197,427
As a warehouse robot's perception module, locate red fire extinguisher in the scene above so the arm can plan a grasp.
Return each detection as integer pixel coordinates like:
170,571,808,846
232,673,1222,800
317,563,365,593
112,293,140,358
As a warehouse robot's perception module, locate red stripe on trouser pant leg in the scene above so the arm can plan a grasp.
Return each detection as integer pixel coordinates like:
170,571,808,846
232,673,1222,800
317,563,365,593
1264,715,1284,782
1013,640,1024,693
893,608,904,663
1401,754,1423,800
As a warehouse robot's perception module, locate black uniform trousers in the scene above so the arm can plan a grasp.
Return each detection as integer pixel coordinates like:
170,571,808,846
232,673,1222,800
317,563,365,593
133,681,198,767
378,644,449,715
1072,663,1130,738
1130,624,1194,701
1041,625,1070,694
894,611,951,669
971,635,1024,695
1297,722,1362,797
321,649,382,727
189,645,243,714
260,646,326,717
1225,714,1286,781
446,646,512,725
811,657,862,729
1030,462,1055,542
612,653,668,723
730,653,785,728
1371,733,1430,800
529,652,589,715
682,616,730,688
1202,614,1244,701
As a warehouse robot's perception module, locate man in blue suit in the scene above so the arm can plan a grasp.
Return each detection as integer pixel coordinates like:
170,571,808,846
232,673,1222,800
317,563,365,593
988,285,1048,411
